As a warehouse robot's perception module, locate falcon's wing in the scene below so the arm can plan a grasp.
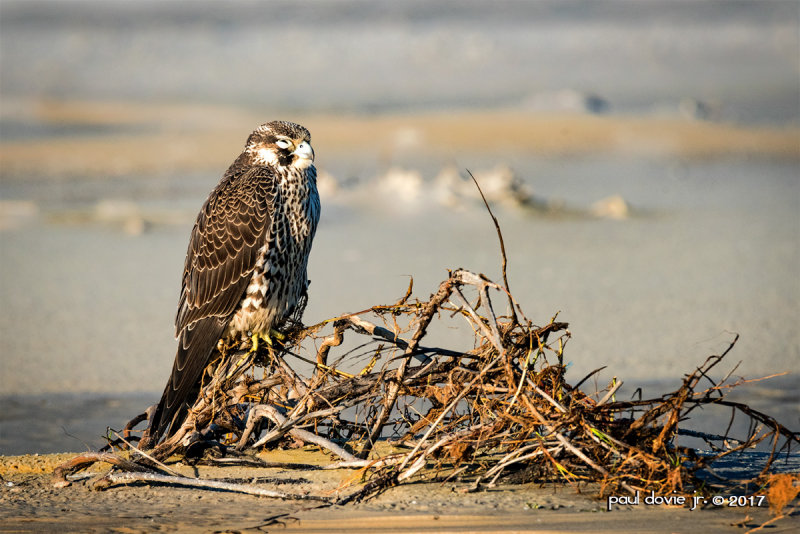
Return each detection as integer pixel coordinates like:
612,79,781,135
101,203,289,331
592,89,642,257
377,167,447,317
176,166,275,331
145,164,277,444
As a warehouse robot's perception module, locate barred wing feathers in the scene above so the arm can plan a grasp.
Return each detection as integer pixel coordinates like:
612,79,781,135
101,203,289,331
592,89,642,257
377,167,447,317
149,164,276,441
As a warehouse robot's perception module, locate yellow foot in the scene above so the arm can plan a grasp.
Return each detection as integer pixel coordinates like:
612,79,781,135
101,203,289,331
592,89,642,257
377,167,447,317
250,329,286,353
250,333,260,353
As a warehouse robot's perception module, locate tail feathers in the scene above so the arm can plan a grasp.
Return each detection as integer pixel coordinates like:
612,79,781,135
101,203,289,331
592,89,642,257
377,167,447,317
145,317,227,447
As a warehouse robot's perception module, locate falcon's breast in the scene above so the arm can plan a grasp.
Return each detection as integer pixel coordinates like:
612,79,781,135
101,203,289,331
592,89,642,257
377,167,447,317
226,164,320,339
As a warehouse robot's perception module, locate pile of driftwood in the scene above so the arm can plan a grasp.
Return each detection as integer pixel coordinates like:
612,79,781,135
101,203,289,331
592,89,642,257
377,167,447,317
55,265,797,505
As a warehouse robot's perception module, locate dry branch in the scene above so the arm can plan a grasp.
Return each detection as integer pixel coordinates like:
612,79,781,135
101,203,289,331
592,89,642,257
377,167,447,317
96,471,330,500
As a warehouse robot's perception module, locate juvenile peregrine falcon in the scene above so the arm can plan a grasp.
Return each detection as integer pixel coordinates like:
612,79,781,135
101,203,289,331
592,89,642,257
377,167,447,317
142,121,320,447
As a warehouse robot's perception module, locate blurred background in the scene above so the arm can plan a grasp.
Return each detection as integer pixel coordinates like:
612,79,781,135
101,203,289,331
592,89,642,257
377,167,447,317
1,0,798,454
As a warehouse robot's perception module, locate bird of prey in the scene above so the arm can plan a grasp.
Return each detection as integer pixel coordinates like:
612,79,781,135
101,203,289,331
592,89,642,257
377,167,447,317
141,121,320,448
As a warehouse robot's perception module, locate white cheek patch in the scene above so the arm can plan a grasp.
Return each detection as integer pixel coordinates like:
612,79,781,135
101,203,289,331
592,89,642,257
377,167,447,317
255,147,279,166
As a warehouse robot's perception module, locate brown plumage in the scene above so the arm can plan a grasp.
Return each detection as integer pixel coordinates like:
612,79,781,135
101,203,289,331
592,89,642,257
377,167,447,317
142,121,320,447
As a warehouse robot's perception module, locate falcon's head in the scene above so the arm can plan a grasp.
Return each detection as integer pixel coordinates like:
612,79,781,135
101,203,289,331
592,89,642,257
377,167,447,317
246,121,314,170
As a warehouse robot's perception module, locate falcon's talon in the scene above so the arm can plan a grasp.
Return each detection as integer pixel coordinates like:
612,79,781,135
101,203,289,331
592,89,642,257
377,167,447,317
250,333,261,353
250,329,285,352
268,328,286,344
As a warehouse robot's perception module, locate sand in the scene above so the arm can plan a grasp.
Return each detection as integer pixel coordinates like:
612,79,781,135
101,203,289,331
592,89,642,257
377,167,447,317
1,451,797,534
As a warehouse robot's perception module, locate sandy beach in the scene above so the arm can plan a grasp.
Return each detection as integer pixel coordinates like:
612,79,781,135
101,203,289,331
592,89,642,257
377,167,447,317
1,1,798,531
1,451,798,533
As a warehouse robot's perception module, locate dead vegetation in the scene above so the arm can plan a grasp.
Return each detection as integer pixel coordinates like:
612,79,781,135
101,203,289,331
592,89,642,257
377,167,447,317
54,184,798,516
54,266,798,506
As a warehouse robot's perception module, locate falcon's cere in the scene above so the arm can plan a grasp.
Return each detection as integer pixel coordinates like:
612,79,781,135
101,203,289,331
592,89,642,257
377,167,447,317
142,121,320,447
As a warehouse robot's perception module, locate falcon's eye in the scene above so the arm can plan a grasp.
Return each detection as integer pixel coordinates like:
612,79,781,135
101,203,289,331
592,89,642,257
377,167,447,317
275,139,292,150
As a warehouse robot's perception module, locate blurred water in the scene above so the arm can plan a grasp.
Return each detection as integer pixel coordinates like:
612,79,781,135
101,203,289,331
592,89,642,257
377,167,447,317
1,0,798,123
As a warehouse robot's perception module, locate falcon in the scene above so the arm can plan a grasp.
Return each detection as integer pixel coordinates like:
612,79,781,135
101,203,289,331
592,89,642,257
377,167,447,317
141,121,320,448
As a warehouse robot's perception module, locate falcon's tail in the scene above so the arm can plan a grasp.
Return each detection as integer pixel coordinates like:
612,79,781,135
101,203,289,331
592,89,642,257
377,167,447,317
142,317,227,448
